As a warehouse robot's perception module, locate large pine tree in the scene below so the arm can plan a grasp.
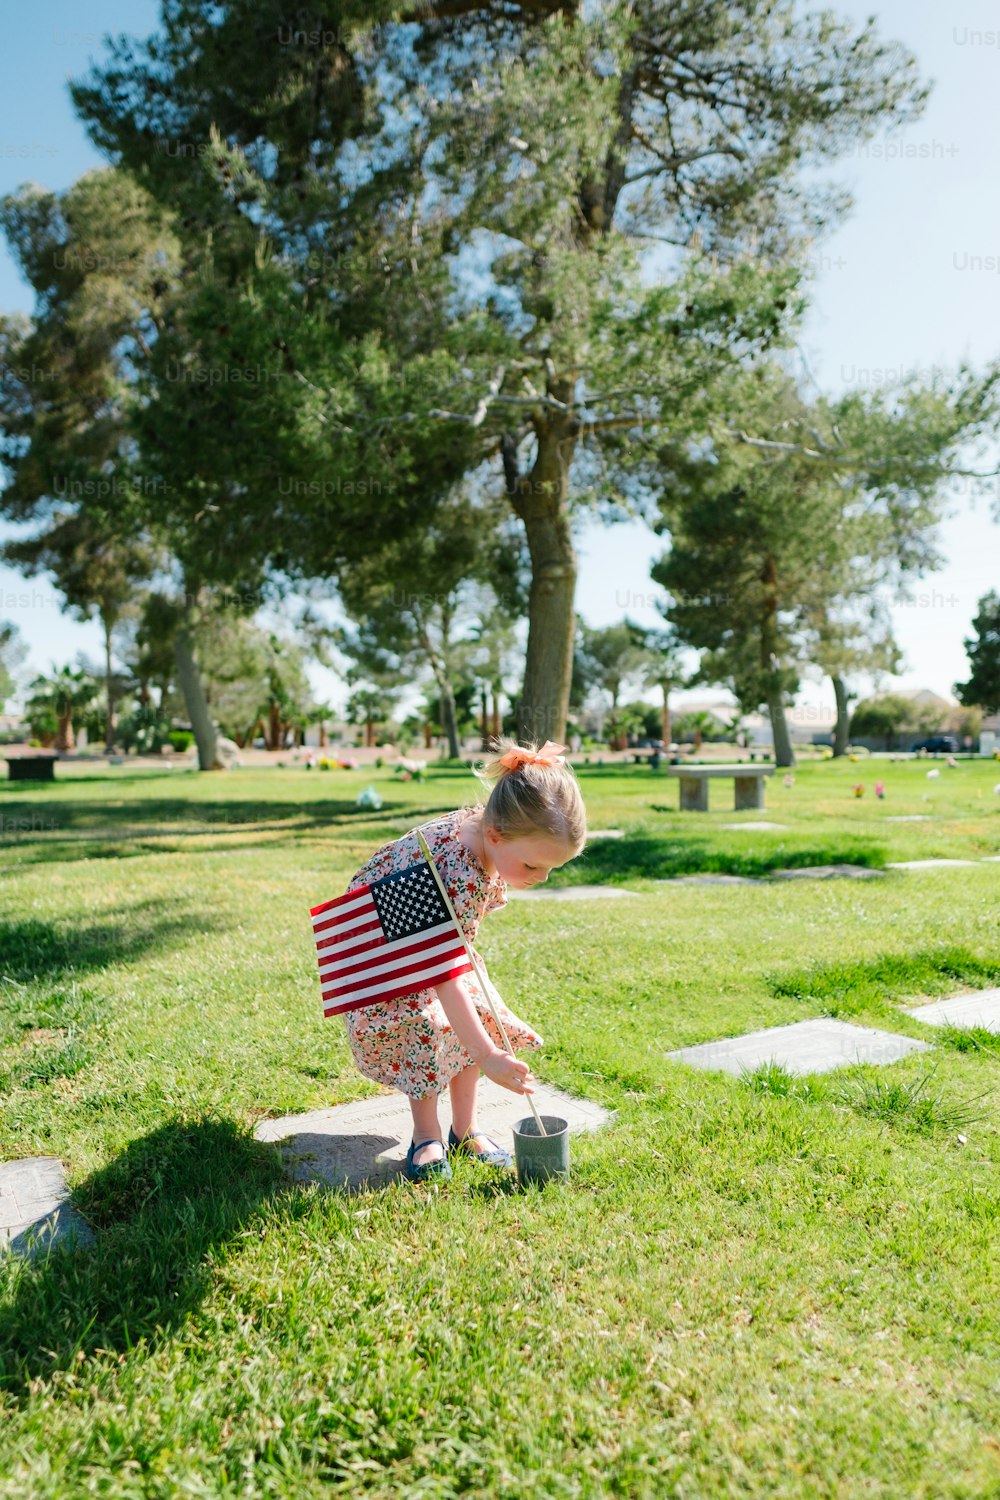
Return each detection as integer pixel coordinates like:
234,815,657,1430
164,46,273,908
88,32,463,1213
957,593,1000,717
69,0,929,739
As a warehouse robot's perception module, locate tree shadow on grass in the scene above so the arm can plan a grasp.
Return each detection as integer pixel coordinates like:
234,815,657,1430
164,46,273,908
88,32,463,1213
0,1114,292,1396
0,798,445,871
549,832,887,885
0,904,239,1078
0,900,234,988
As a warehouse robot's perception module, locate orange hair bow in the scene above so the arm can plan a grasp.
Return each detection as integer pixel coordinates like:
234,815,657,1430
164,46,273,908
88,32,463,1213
498,740,569,771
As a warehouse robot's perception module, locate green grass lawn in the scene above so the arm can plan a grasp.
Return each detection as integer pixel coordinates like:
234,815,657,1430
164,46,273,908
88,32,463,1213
1,758,999,1497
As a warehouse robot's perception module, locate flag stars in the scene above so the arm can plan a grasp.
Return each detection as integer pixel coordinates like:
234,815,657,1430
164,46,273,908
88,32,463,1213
372,866,450,941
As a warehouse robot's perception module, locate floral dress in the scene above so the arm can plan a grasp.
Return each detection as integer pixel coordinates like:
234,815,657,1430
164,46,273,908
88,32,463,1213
340,804,543,1099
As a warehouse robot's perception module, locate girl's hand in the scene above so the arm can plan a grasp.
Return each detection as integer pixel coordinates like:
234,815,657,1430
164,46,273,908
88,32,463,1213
481,1049,535,1095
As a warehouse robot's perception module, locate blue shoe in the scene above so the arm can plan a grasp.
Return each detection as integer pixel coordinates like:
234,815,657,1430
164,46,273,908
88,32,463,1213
404,1138,452,1183
447,1127,513,1168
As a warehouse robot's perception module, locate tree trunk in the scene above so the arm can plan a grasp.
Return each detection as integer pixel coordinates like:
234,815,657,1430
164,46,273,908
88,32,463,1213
767,689,796,768
103,614,116,751
436,675,461,759
661,688,671,749
760,553,796,768
268,701,281,751
319,721,327,747
413,610,462,759
174,620,221,770
480,684,489,752
424,720,433,749
510,412,579,744
491,686,501,741
831,675,851,757
56,710,74,753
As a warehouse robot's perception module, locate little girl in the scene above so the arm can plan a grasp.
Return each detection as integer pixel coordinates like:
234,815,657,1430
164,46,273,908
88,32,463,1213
339,738,587,1181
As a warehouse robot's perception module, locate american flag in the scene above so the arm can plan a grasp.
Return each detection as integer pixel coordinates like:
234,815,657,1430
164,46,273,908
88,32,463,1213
310,860,473,1017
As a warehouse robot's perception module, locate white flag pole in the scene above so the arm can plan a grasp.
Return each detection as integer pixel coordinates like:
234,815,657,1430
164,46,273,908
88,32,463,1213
416,830,547,1137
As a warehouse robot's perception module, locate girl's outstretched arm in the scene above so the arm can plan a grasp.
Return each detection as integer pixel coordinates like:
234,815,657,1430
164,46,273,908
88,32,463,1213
434,976,535,1095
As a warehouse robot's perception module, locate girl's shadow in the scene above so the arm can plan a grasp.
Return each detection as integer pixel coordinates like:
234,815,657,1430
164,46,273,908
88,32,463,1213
0,1114,291,1396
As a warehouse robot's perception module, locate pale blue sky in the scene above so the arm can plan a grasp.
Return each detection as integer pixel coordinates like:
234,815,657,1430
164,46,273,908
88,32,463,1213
1,0,998,713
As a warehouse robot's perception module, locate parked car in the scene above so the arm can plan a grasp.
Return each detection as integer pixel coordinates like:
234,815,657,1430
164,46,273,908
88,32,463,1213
910,735,958,754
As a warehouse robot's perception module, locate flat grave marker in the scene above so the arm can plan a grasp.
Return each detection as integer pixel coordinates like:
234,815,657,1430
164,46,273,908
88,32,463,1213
255,1080,611,1191
507,885,639,900
0,1157,94,1259
887,858,979,870
665,1018,931,1077
905,988,1000,1034
722,821,785,831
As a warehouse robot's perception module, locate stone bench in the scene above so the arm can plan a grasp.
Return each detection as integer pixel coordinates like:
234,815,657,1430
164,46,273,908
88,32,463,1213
662,763,774,812
4,753,56,782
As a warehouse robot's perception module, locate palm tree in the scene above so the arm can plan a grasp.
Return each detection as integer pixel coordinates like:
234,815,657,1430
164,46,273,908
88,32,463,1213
673,709,720,752
26,665,97,752
346,687,399,749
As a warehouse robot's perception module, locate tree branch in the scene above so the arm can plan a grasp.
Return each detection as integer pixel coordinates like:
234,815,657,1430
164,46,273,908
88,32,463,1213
623,126,744,186
362,371,1000,487
398,0,570,20
582,413,659,433
390,365,508,426
725,427,1000,478
291,369,355,432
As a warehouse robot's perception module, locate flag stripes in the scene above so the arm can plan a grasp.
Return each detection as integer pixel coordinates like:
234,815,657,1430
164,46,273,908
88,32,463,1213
310,859,472,1017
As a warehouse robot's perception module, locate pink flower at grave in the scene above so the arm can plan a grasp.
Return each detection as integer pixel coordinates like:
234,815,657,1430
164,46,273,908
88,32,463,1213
875,781,885,798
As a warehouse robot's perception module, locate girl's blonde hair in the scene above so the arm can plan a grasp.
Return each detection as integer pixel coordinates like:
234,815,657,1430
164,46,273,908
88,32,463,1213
473,737,587,853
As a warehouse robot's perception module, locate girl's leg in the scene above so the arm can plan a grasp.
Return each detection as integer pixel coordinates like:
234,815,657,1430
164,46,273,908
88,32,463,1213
409,1092,444,1166
448,1063,484,1148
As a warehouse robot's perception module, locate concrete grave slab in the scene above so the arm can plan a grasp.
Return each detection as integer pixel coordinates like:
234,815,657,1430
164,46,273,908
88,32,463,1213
722,821,785,831
659,874,761,886
886,859,979,870
254,1079,611,1191
665,1018,931,1077
905,988,1000,1033
981,856,1000,863
767,864,884,881
587,829,625,840
506,885,639,900
0,1157,95,1259
885,815,932,822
